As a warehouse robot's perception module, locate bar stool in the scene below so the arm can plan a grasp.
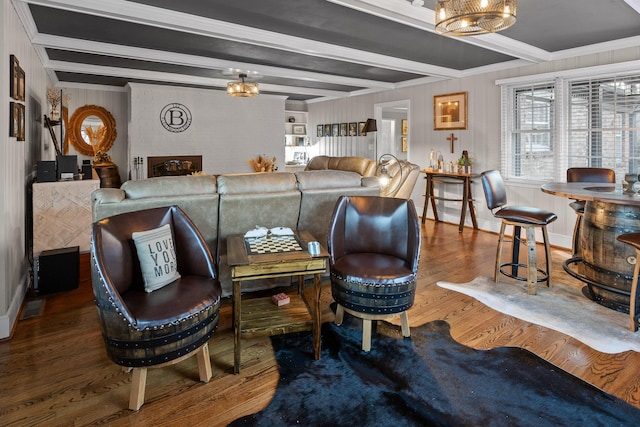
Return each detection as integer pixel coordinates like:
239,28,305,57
566,168,615,256
480,170,558,295
614,233,640,332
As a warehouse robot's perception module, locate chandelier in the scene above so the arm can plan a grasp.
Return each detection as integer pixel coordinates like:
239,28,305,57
226,73,259,97
435,0,517,37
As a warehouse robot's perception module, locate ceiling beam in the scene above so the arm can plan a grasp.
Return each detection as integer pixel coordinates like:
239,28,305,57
20,0,461,78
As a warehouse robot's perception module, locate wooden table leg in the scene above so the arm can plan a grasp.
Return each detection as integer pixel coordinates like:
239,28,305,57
313,273,322,359
459,177,468,232
233,280,241,374
421,175,429,223
467,177,478,229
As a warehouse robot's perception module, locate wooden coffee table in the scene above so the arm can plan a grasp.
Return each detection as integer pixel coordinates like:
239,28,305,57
226,230,328,374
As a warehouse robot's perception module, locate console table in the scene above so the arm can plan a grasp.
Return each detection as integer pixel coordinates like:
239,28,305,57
226,230,328,374
421,170,478,232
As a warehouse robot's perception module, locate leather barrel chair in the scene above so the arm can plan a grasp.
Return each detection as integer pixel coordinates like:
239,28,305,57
328,196,421,351
91,205,222,410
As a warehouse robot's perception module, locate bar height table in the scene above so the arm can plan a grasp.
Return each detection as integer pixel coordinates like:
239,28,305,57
422,170,478,232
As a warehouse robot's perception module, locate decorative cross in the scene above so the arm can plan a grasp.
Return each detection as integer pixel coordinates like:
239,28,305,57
446,133,457,153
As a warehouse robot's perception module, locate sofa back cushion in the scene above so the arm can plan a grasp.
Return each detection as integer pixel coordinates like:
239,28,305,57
122,175,217,199
296,170,363,189
216,172,302,296
295,170,380,248
305,155,377,177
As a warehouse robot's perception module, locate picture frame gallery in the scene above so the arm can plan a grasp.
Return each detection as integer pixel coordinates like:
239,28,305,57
9,55,26,141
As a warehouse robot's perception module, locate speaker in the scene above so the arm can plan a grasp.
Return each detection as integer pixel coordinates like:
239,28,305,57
36,161,57,182
81,164,93,180
56,155,77,180
35,246,79,294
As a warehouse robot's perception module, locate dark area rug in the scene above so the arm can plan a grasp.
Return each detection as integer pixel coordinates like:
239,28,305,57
230,316,640,427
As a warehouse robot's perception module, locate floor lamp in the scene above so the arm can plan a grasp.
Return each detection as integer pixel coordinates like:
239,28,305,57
363,118,377,160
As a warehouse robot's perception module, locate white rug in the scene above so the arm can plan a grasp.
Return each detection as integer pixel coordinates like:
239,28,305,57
437,277,640,354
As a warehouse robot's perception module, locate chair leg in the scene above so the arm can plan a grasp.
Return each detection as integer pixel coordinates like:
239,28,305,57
542,225,552,287
630,251,640,332
362,319,372,352
197,344,212,383
495,221,507,282
400,311,410,338
129,367,147,411
525,226,537,295
335,304,344,325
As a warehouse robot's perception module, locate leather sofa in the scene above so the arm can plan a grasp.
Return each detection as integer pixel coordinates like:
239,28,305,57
305,155,421,199
92,170,380,297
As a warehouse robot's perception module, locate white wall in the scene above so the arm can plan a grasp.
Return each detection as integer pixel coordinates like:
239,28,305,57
128,83,286,177
308,46,640,249
1,1,52,338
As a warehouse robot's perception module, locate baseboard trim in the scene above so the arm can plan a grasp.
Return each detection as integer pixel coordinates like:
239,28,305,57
0,273,29,340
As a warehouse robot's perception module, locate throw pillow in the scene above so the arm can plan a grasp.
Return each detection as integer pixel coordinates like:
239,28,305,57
131,223,181,292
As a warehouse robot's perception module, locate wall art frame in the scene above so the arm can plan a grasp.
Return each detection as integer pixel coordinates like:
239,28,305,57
10,55,20,100
402,119,408,135
292,124,306,135
434,92,467,130
10,102,25,141
402,136,408,152
317,124,323,137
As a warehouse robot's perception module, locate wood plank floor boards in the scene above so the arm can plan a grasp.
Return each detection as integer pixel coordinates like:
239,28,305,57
1,220,640,426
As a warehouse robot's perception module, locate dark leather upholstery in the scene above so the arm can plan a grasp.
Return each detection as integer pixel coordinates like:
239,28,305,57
567,167,616,184
91,206,221,367
481,170,557,226
328,196,421,314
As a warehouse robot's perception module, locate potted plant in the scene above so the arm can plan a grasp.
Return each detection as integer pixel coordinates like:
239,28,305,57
457,151,472,174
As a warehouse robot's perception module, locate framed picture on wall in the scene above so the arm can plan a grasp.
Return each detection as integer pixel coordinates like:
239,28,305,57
10,102,25,140
9,55,20,100
401,119,408,135
332,123,339,136
9,102,18,138
292,124,306,135
348,122,357,136
317,124,323,137
340,123,347,136
434,92,467,130
358,121,365,136
402,136,408,152
323,124,331,136
17,103,25,141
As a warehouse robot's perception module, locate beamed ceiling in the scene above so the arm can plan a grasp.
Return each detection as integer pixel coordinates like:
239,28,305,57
11,0,640,102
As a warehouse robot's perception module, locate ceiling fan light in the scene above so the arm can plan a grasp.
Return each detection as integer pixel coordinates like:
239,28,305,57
435,0,517,37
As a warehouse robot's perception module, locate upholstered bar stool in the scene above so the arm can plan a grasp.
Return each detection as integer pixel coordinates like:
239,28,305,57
480,170,558,295
614,233,640,332
566,168,615,256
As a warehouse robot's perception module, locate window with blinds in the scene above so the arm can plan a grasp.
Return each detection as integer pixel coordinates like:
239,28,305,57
568,75,640,179
501,73,640,182
502,83,555,180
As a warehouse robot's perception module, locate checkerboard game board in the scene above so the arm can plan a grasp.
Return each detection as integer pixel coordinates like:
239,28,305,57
244,235,304,255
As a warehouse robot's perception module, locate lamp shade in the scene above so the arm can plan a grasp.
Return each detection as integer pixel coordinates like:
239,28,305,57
363,118,377,133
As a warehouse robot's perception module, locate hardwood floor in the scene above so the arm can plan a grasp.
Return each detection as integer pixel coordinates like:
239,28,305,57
2,220,640,426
